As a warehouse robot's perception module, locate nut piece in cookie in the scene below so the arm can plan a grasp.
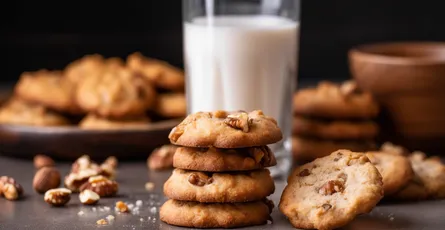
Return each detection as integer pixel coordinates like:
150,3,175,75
14,70,80,113
0,99,70,126
79,175,118,197
44,188,72,206
173,146,276,172
366,151,414,196
0,176,24,200
33,167,61,194
79,113,150,130
75,67,156,118
169,110,282,148
147,145,177,171
160,199,273,228
280,150,383,230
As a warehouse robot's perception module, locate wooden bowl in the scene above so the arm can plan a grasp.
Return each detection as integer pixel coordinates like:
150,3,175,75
348,42,445,154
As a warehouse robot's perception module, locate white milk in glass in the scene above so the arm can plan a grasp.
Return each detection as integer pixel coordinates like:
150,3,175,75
184,15,299,174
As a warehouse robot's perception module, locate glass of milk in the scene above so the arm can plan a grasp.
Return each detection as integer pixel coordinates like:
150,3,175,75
183,0,300,177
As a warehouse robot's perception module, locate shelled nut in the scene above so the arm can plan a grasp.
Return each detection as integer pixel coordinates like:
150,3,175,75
79,189,100,205
0,176,24,200
79,175,118,197
33,154,55,169
44,188,72,206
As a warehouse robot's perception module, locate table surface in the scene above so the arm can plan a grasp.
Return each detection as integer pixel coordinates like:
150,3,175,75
1,156,445,230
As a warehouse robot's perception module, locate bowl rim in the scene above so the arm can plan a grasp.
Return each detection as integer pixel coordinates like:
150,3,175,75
348,41,445,65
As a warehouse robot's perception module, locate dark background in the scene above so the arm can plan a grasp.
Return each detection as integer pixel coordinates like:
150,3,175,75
2,0,445,85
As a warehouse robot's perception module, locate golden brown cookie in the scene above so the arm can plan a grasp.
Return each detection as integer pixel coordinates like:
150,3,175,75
280,150,383,230
292,137,376,162
173,146,276,171
79,114,150,130
366,151,414,195
169,110,282,148
293,81,380,119
160,199,273,228
127,52,185,91
380,142,409,156
64,54,105,85
75,67,156,118
147,144,177,171
164,169,274,203
0,99,70,126
14,70,80,113
293,116,379,140
155,93,186,118
393,152,445,200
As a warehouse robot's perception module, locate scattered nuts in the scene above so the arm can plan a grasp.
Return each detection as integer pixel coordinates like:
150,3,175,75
79,189,100,205
103,156,118,168
96,219,108,225
44,188,72,206
33,154,55,169
318,180,345,195
188,173,213,186
115,201,129,213
64,168,100,192
147,145,177,171
224,112,251,132
145,182,155,191
71,155,93,173
79,175,118,197
99,163,116,180
0,176,24,200
33,167,61,194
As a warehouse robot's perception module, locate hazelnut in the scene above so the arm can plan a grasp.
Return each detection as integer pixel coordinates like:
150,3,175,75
224,113,251,132
0,176,23,200
44,188,71,206
33,167,61,194
79,189,100,205
115,201,129,213
147,145,177,171
33,154,55,169
79,175,118,197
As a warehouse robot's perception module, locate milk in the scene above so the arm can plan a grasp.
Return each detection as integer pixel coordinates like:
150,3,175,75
184,15,299,175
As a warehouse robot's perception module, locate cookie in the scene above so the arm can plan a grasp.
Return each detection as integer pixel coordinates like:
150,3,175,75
127,52,185,91
164,169,274,203
147,145,177,170
14,70,80,113
173,146,276,172
64,54,105,85
0,99,70,126
280,150,383,230
293,116,379,140
366,151,414,195
380,142,409,156
169,110,282,148
292,137,376,162
393,152,445,200
75,67,156,118
155,93,186,118
293,81,379,119
160,199,273,228
79,114,150,130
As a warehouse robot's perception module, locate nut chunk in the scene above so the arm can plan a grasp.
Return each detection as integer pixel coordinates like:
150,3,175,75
224,112,251,132
0,176,24,200
44,188,72,206
147,145,177,171
115,201,129,213
79,175,118,197
79,189,100,205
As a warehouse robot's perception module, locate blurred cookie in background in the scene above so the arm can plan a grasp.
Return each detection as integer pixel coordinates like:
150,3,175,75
79,114,151,130
155,93,186,118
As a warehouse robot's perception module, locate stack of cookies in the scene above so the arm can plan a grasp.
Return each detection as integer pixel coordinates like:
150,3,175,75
160,110,282,228
292,80,380,163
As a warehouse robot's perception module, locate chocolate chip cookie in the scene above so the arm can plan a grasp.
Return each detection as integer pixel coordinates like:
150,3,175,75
127,52,185,91
366,151,414,195
155,93,186,118
169,110,282,148
160,199,273,228
293,81,380,119
280,150,383,230
393,152,445,200
173,146,276,172
79,114,150,130
292,137,376,162
75,67,156,118
0,99,70,126
293,116,379,140
164,169,274,203
14,70,80,113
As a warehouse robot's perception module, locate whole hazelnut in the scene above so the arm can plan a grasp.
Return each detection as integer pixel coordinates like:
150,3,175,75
33,167,61,194
34,154,55,169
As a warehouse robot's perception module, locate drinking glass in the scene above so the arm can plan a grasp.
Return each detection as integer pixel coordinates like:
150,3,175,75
183,0,301,177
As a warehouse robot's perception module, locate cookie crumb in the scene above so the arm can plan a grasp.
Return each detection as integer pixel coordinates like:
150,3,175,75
150,207,157,214
106,215,115,221
136,200,143,206
145,182,155,191
92,207,96,212
96,219,107,225
77,211,84,216
103,206,111,211
115,201,129,213
140,218,144,222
